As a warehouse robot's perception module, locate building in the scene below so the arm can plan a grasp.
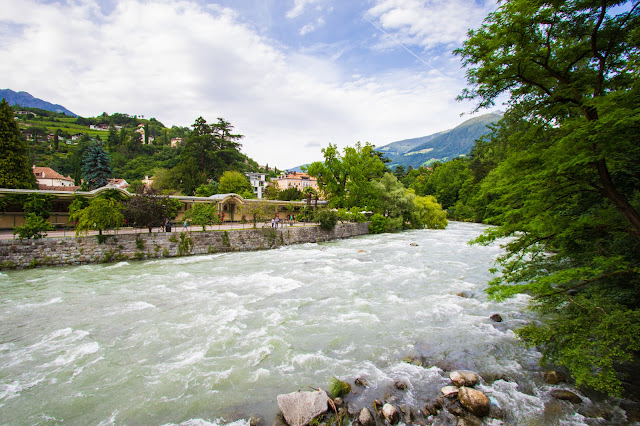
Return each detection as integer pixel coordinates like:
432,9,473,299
272,171,318,192
170,137,183,148
32,166,75,189
107,178,129,189
245,172,267,199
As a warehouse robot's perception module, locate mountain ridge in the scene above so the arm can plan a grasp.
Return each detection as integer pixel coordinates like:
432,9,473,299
0,89,77,117
377,112,502,168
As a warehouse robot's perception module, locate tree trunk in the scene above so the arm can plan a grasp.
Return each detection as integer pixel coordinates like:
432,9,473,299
594,158,640,240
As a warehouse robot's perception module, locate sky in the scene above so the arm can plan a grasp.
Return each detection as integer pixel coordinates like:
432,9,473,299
1,0,500,169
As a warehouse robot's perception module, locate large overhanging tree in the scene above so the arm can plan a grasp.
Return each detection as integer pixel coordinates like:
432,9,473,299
456,0,640,394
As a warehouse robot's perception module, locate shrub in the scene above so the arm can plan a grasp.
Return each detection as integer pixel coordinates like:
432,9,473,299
315,209,338,231
13,213,53,240
369,213,387,234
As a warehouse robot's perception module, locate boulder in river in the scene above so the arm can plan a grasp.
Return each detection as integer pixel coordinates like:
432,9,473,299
489,314,503,322
358,407,376,426
276,389,328,426
550,389,582,404
354,377,369,387
382,403,400,425
450,370,480,387
542,370,565,384
441,386,459,397
458,387,490,417
394,380,408,390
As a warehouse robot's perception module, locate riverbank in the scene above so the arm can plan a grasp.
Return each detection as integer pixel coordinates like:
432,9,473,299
0,222,369,269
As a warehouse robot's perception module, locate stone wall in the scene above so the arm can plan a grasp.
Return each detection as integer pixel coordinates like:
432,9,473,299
0,223,370,269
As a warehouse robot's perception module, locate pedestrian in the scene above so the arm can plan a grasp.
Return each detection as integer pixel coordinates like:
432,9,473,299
182,219,188,231
166,218,172,232
275,216,280,228
271,218,275,228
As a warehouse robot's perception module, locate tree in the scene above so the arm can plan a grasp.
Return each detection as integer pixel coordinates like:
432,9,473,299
278,187,304,201
411,195,448,229
371,173,415,223
107,124,118,148
237,200,274,228
0,99,36,189
306,142,385,208
456,0,640,395
71,197,124,236
218,170,253,196
121,189,170,233
184,203,218,231
82,142,112,189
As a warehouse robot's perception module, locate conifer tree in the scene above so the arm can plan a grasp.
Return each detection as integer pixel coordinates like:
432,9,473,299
82,142,112,190
0,99,36,189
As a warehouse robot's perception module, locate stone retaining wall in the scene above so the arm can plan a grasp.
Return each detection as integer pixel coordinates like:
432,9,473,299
0,223,370,269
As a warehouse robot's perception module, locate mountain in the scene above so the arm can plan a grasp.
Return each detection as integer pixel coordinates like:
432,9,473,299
0,89,77,116
377,112,502,168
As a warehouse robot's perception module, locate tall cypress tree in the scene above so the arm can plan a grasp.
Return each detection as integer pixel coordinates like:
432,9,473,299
0,99,36,189
82,142,112,190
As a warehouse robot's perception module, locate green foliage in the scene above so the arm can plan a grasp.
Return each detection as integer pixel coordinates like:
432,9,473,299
456,0,640,395
13,213,53,240
82,142,112,189
71,197,124,236
22,194,54,219
372,173,415,221
218,170,253,195
315,209,338,231
328,377,351,398
307,142,386,208
135,237,144,251
0,99,37,189
178,232,193,256
184,203,218,230
221,231,230,247
278,187,304,201
368,213,387,234
237,201,274,228
195,181,219,197
411,195,448,229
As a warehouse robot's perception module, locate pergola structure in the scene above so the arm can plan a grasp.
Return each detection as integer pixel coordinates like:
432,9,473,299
0,186,325,229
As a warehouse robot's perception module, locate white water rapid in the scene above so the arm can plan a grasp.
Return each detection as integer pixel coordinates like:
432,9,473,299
0,222,632,425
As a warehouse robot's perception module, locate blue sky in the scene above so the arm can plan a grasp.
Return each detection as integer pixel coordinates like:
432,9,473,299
1,0,499,168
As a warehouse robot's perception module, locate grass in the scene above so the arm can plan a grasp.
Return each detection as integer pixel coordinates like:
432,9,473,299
328,377,351,398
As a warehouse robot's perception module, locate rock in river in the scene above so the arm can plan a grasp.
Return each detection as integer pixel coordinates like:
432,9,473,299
450,370,480,387
382,403,400,425
358,407,376,426
277,389,328,426
458,387,490,417
550,389,583,404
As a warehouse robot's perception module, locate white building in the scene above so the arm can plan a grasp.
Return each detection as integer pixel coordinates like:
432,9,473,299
245,172,267,199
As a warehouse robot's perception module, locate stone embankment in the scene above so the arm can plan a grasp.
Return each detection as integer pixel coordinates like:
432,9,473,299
0,223,369,269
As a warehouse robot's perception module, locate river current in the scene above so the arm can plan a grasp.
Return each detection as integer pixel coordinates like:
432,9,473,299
0,222,631,425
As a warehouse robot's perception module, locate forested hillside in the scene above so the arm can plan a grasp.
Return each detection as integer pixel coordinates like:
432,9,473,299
11,108,261,194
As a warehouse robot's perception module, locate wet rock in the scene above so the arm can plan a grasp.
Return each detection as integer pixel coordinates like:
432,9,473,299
276,389,329,426
401,355,423,366
358,407,376,426
456,292,471,298
333,397,343,408
489,314,503,322
422,403,437,417
441,386,460,397
457,415,483,426
355,377,369,387
394,380,408,390
249,417,263,426
446,400,466,417
458,387,490,417
373,399,384,414
434,396,446,409
272,413,288,426
382,403,400,425
542,370,565,385
450,371,480,387
410,242,419,246
550,389,582,404
398,404,415,423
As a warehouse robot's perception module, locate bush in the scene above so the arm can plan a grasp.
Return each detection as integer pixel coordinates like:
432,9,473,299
369,213,387,234
13,213,53,240
315,209,338,231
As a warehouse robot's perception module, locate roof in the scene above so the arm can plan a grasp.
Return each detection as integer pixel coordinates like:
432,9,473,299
33,167,73,181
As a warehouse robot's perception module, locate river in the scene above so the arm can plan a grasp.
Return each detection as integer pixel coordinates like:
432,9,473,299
0,222,631,425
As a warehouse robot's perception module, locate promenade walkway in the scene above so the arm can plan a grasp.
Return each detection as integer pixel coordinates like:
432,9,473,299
0,221,317,241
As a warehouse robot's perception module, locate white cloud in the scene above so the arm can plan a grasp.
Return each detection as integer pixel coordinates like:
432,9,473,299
0,0,485,169
286,0,324,19
366,0,496,51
